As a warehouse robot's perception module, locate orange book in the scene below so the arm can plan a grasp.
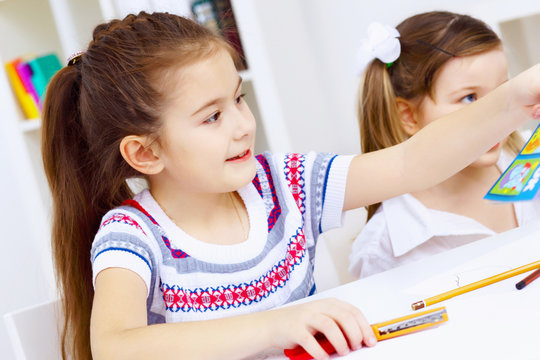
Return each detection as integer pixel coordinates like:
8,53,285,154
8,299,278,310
4,59,40,119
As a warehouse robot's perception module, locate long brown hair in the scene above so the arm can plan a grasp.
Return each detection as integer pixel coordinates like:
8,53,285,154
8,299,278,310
358,11,523,220
41,12,236,359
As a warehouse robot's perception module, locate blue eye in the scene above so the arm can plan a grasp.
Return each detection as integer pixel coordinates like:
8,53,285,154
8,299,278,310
235,93,246,104
205,112,220,124
460,94,477,104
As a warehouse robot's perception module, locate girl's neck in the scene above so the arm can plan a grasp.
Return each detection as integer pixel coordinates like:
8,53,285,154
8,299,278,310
411,164,518,233
150,187,249,245
420,163,500,196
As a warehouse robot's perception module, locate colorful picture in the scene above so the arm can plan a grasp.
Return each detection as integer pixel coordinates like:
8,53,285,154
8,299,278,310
495,159,538,194
485,122,540,202
521,126,540,155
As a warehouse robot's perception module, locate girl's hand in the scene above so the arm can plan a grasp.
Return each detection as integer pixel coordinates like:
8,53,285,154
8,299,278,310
263,298,377,360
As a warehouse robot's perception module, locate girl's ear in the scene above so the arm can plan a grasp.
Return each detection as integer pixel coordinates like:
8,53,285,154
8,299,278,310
396,97,421,136
119,135,164,175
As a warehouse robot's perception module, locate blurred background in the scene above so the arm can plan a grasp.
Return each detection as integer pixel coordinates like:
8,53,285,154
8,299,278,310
1,0,539,357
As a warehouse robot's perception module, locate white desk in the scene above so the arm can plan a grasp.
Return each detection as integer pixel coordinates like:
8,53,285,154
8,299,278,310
256,220,540,360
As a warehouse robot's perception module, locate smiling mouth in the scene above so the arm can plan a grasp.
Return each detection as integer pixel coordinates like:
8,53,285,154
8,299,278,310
226,149,250,161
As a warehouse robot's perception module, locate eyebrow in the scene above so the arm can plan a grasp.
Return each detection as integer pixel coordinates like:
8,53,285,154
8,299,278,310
448,86,478,97
191,76,243,117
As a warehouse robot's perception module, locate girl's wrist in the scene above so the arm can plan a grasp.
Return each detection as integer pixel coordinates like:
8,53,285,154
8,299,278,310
511,64,540,110
257,308,281,349
490,74,530,127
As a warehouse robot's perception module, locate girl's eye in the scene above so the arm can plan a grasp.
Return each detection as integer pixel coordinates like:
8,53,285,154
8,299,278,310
204,112,221,124
235,93,246,105
460,94,477,104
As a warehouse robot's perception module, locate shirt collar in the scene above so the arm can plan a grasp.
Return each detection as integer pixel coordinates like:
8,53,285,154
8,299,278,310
382,194,496,257
383,149,534,257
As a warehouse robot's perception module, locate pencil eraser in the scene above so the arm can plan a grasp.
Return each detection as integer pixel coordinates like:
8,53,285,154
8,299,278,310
411,300,425,310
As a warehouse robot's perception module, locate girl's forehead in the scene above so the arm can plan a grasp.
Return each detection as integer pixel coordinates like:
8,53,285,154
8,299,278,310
156,45,234,92
181,52,236,92
160,49,239,114
433,49,507,95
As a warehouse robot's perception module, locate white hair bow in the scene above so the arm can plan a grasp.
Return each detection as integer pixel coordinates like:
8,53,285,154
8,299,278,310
356,22,400,75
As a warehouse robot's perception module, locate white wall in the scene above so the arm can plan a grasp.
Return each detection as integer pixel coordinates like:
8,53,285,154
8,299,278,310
0,0,63,60
253,0,540,154
0,69,55,359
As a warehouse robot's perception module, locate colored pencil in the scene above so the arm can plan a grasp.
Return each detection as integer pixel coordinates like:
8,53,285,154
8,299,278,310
515,268,540,290
411,259,540,310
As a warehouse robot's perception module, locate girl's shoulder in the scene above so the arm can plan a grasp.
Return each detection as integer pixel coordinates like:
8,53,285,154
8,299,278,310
95,202,152,241
95,189,158,241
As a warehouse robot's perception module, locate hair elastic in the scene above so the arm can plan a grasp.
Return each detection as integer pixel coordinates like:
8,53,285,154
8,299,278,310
67,51,85,66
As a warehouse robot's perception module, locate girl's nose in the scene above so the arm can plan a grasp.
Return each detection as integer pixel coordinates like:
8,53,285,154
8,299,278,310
232,107,256,140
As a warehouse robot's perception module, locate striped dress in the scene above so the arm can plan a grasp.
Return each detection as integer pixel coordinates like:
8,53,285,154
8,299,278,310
91,152,352,323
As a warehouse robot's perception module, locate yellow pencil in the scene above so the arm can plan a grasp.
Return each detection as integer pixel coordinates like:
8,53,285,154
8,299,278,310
411,259,540,310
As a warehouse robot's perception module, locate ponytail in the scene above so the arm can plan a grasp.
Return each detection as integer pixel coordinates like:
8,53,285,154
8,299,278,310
359,61,407,219
42,65,132,359
41,12,236,359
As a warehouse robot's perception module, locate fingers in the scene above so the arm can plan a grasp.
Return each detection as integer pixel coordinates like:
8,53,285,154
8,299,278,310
532,104,540,119
295,330,331,360
303,298,377,358
336,303,377,349
277,298,377,360
354,308,378,347
312,314,350,357
323,299,377,350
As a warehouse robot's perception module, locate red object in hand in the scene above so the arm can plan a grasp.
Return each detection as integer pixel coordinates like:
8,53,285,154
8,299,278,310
284,333,336,360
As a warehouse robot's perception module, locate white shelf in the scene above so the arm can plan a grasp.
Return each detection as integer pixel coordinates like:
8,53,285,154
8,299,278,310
19,118,42,133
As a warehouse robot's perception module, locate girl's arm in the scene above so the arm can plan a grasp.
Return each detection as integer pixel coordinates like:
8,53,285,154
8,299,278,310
344,64,540,211
90,268,376,360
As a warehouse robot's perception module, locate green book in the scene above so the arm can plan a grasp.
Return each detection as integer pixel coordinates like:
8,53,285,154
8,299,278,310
28,53,62,101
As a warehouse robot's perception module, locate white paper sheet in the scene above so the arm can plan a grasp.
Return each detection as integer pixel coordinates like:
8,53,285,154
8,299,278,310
404,229,540,299
342,283,540,359
251,228,540,360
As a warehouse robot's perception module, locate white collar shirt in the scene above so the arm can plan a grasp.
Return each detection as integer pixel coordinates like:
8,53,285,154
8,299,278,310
349,150,540,278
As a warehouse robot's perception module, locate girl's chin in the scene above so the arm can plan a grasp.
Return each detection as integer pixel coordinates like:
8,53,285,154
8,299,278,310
471,153,501,168
232,159,257,187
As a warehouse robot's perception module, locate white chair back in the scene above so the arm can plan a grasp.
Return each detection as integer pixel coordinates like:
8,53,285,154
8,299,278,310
3,299,63,360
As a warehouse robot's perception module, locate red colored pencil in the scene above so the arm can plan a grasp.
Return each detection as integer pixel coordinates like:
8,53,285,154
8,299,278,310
515,268,540,290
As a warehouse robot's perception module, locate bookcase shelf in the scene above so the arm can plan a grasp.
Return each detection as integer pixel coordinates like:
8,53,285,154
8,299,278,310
19,119,42,133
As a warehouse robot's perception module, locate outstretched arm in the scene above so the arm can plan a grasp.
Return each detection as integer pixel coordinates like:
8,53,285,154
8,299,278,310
91,268,376,360
344,64,540,211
